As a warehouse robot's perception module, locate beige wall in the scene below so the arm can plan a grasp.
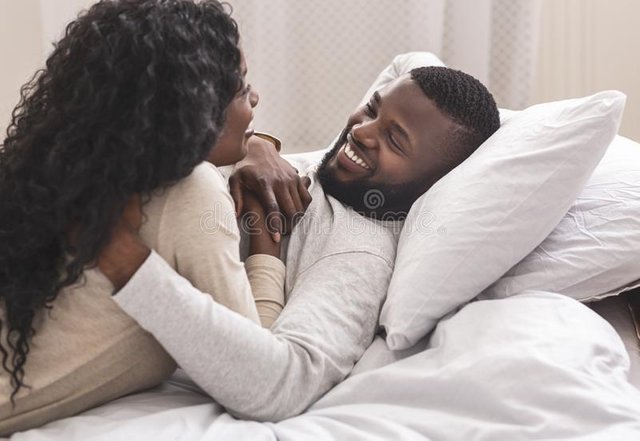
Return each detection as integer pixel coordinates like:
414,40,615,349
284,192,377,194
0,0,92,133
535,0,640,141
0,1,43,131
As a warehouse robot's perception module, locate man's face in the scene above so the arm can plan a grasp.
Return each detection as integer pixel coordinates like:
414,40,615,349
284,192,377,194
318,75,458,219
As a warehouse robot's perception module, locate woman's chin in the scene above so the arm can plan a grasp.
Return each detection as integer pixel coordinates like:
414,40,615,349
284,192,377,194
206,142,248,167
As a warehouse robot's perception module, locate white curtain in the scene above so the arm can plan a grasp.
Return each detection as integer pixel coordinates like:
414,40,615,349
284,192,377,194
228,0,541,153
33,0,542,154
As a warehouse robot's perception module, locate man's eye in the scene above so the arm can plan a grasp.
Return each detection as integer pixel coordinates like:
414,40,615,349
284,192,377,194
388,134,401,151
388,133,405,153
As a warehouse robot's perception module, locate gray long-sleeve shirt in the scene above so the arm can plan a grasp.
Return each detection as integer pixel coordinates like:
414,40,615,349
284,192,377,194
113,172,400,421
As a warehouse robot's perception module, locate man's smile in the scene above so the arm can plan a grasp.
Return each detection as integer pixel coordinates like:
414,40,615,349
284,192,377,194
335,133,373,176
343,143,370,169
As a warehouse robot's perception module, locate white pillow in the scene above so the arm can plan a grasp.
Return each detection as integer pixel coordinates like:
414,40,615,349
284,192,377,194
481,135,640,302
380,91,627,350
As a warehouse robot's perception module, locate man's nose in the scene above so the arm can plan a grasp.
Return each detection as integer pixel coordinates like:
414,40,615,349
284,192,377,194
351,120,378,150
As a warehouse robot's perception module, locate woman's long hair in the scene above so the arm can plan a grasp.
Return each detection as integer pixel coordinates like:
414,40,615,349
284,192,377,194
0,0,242,399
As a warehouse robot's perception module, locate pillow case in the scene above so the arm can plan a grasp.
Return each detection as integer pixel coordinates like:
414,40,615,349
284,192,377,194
481,134,640,302
380,90,626,350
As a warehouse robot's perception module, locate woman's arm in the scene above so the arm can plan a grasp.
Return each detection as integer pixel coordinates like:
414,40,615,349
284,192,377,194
243,190,285,328
109,249,391,421
100,187,286,330
99,192,391,420
149,164,265,323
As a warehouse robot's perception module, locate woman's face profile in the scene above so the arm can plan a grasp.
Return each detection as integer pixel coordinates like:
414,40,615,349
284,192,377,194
207,50,259,166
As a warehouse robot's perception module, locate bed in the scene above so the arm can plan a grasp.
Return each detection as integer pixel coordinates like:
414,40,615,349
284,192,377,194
6,292,640,440
6,52,640,440
8,133,640,439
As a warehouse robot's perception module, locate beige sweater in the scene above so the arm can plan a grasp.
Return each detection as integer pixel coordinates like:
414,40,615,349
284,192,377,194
0,163,285,435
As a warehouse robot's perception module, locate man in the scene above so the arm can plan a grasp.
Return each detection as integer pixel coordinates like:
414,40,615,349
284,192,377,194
98,64,500,421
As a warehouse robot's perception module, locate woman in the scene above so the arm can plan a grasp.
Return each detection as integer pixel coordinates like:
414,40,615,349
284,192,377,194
0,0,295,434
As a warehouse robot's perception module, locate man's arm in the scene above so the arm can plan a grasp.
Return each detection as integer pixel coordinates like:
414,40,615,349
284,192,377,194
108,247,391,421
97,194,149,291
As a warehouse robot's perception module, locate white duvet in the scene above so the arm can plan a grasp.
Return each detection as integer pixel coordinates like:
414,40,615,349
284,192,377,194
8,291,640,441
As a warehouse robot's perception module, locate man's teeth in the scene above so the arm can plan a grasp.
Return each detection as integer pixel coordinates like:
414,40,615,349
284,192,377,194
344,144,370,169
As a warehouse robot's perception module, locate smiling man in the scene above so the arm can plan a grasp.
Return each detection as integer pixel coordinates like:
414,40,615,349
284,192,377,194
318,66,499,219
97,63,500,421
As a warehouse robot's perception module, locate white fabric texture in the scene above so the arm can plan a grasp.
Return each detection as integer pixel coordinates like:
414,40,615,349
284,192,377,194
11,292,640,440
381,90,627,350
482,135,640,302
590,295,640,387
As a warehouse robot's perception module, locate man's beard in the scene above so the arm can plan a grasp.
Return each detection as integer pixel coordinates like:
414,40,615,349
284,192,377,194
317,129,427,220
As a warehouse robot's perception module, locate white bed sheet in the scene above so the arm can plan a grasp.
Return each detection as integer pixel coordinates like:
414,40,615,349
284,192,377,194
7,291,640,441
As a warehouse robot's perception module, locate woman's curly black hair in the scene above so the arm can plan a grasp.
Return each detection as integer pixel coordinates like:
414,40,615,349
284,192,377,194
0,0,242,399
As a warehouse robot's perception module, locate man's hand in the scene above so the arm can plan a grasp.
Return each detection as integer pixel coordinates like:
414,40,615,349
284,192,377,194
229,135,312,238
97,194,150,291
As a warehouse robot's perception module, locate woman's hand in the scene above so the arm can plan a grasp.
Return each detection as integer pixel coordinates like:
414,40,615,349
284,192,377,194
242,190,281,258
229,135,311,237
97,194,150,291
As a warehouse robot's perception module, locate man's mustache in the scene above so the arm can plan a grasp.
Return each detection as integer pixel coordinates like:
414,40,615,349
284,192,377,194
333,126,351,152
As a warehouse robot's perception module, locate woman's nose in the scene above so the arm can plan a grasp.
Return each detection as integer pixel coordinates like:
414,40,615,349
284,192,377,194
249,88,259,108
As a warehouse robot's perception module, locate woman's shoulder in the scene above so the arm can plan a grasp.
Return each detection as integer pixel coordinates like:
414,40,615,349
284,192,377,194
171,162,227,195
150,162,230,208
141,162,234,246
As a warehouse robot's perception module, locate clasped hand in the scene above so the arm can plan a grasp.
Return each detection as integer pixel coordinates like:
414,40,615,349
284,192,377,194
230,136,312,242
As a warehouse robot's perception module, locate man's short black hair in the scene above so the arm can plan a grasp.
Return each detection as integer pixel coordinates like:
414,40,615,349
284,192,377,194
410,66,500,166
